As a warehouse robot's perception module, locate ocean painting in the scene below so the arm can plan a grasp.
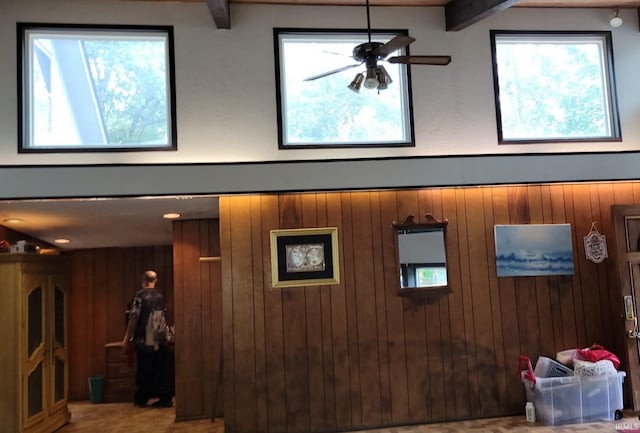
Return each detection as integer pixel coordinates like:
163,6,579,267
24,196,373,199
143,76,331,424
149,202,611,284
494,224,574,277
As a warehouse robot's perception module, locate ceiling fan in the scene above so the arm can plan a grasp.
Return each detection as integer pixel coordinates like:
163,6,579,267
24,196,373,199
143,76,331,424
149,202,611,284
303,0,451,92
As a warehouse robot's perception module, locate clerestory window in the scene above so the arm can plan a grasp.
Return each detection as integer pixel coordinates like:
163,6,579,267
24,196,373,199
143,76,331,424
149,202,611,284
18,23,177,153
274,28,415,148
490,31,621,144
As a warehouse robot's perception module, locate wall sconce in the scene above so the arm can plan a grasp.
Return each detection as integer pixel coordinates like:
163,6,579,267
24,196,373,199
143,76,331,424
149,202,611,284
609,9,623,28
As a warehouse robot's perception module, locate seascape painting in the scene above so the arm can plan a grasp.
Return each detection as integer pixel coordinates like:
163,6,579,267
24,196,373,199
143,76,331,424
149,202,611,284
494,224,574,277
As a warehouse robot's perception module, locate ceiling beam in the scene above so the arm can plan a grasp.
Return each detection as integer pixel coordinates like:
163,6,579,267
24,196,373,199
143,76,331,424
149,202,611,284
206,0,231,29
445,0,520,31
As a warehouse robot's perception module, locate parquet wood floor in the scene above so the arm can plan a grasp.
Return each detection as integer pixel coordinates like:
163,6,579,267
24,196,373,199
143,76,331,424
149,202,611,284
58,401,639,432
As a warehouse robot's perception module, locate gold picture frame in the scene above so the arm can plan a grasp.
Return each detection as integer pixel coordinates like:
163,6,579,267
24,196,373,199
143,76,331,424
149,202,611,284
270,227,340,288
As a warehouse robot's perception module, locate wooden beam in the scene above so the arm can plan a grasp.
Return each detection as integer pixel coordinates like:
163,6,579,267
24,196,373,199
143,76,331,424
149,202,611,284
445,0,520,31
206,0,231,29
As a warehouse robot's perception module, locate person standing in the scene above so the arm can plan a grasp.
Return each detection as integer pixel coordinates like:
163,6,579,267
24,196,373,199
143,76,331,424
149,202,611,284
122,270,172,408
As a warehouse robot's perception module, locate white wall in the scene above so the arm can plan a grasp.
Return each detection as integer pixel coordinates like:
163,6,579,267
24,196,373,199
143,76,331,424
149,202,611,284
1,0,640,198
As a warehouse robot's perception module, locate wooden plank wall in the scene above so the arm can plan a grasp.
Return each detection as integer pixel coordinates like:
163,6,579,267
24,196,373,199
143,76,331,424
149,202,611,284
220,183,633,433
172,219,222,421
67,246,173,401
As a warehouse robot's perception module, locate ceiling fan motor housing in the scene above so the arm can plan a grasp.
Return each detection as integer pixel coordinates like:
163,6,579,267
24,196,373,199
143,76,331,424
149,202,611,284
353,42,387,65
303,30,449,83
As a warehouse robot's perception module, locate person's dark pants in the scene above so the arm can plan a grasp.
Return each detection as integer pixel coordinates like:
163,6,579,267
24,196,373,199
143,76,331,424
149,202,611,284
134,345,172,406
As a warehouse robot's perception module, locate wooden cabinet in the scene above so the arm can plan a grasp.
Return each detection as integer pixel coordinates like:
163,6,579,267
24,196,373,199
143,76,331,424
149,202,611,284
104,342,135,403
0,254,70,433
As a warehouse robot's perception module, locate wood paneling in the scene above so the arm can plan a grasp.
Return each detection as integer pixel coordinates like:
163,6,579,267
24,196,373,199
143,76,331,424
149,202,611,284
172,219,222,421
67,246,173,401
220,183,631,433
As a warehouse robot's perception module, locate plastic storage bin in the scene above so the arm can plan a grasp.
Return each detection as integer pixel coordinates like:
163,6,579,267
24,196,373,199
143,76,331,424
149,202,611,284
521,371,625,425
580,373,625,422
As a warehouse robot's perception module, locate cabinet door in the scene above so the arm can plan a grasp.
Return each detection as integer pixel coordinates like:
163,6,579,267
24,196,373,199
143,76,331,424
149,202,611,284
22,269,69,430
23,275,46,429
50,273,68,410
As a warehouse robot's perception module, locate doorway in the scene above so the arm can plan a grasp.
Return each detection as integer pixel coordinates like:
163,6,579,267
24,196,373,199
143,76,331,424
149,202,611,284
0,195,223,423
612,204,640,411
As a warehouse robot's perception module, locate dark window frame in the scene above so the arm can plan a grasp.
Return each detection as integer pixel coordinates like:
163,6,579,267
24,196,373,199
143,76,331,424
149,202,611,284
273,27,416,149
17,23,178,153
490,30,621,145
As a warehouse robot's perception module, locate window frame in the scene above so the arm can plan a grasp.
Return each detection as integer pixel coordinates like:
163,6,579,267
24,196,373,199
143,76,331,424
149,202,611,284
17,23,178,153
490,30,621,145
400,262,448,288
273,27,416,149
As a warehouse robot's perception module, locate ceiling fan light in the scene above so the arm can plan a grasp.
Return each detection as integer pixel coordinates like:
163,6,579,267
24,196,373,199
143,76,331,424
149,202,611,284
374,66,393,91
376,69,387,90
348,72,364,92
364,67,378,89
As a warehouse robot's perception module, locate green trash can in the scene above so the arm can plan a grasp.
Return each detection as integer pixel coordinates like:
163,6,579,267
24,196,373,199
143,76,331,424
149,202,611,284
88,376,105,404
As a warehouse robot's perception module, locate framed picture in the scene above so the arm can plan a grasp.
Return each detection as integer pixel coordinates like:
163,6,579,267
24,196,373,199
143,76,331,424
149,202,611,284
270,227,340,288
494,223,574,277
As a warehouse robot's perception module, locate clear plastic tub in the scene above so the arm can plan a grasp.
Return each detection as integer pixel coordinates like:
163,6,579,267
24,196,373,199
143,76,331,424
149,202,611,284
521,371,625,425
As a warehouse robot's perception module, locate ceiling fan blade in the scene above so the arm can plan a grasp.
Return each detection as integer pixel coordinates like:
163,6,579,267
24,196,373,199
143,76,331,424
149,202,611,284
321,49,353,58
303,63,363,81
376,35,416,57
387,55,452,65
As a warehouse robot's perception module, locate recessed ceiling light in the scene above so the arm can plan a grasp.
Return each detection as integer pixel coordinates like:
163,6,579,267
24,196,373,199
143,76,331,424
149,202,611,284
54,239,70,245
3,218,24,224
163,212,181,220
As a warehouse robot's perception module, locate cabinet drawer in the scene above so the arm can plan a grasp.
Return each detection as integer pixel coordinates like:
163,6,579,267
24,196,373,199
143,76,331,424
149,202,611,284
106,361,135,378
105,346,125,362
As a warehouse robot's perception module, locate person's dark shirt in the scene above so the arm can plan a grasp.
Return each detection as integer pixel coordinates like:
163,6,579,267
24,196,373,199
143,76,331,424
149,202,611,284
128,288,166,347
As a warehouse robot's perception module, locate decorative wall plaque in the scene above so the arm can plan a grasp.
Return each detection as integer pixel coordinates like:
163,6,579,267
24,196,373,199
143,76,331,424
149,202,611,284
584,222,608,264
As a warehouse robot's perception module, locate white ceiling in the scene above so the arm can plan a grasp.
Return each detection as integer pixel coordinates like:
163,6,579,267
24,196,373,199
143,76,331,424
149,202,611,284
0,195,219,250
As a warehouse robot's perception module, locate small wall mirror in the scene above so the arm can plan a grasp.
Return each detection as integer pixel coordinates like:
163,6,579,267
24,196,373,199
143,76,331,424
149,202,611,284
393,214,449,297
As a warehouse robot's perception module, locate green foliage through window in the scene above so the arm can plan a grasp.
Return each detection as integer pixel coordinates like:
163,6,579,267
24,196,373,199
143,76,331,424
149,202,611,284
491,31,620,144
416,266,447,287
83,40,169,145
19,24,176,152
274,29,414,147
